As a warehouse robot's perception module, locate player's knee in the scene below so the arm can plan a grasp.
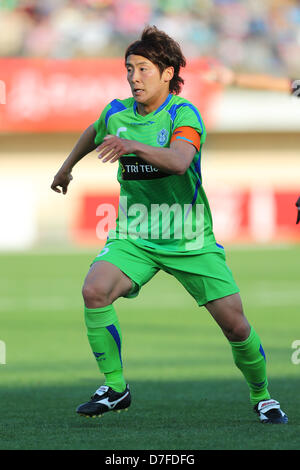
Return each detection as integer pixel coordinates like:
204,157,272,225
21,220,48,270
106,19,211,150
225,318,251,342
82,282,111,308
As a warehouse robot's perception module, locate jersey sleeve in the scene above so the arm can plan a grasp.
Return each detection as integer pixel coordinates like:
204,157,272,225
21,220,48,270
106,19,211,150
93,103,111,146
172,102,206,145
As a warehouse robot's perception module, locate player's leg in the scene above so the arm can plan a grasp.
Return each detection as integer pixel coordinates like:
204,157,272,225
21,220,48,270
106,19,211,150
204,292,250,341
205,293,270,404
77,239,159,417
82,259,133,393
205,293,287,423
82,259,133,308
163,250,270,404
162,250,287,423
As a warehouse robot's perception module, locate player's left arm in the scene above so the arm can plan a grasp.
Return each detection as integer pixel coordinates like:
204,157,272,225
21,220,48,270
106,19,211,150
96,128,200,175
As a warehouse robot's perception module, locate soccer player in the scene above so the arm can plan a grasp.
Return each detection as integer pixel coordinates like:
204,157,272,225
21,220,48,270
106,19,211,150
51,26,287,424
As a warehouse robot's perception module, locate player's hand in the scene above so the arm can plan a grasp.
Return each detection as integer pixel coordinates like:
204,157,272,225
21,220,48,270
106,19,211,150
50,169,73,194
96,135,134,163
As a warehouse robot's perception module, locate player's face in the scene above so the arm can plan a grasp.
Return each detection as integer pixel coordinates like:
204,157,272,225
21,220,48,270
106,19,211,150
126,54,173,113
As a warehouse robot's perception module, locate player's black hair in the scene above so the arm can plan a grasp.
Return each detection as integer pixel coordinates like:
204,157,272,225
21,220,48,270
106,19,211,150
125,25,186,95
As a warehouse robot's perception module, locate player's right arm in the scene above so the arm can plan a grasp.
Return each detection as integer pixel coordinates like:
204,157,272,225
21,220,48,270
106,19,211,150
51,123,97,194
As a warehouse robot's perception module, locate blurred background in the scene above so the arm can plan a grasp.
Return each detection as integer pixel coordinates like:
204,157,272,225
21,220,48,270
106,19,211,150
0,0,300,250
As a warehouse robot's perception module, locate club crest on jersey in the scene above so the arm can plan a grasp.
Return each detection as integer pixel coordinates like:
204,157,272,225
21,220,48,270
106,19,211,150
157,128,169,146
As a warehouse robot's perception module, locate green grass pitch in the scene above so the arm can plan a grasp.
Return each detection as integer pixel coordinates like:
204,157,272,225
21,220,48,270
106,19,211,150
0,245,300,450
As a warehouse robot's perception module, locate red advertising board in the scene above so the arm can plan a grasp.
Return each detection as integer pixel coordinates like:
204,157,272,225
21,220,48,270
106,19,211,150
72,190,300,246
0,58,221,132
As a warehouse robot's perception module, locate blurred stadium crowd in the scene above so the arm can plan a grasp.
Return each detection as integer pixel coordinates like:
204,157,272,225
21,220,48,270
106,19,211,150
0,0,300,75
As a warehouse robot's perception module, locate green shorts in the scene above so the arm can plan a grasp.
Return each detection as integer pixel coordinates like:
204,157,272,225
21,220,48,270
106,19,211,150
90,239,239,307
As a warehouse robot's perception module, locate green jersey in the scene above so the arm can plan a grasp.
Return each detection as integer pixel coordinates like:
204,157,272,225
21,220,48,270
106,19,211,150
94,93,222,254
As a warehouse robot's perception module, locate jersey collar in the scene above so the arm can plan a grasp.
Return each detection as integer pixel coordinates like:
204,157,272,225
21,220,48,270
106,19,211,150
133,93,173,116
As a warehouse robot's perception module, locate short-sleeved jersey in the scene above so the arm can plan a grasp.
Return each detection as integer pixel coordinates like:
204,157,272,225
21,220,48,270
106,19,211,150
94,93,222,254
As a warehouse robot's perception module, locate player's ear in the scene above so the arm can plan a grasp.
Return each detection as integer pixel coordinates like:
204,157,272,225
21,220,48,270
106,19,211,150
163,66,174,83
